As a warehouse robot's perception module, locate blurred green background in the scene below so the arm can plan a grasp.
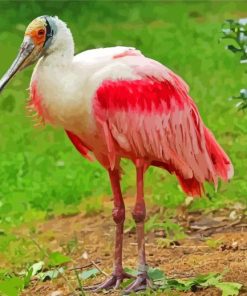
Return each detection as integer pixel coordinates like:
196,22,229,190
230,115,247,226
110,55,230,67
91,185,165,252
0,0,246,240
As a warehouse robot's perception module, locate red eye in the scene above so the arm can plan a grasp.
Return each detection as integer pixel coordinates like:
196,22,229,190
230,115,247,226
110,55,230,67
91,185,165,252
38,29,45,36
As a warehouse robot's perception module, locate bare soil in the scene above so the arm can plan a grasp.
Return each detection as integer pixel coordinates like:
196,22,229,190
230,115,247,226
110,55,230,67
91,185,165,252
21,197,247,296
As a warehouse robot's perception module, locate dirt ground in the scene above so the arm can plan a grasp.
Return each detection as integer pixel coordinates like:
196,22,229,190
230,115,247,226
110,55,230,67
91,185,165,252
20,197,247,296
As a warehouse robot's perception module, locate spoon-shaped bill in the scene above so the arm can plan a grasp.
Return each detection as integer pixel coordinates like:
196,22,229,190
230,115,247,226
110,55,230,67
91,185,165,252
0,36,35,92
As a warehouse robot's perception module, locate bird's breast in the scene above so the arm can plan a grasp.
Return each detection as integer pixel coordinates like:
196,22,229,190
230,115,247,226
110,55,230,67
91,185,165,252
29,68,97,139
29,80,51,123
30,68,108,156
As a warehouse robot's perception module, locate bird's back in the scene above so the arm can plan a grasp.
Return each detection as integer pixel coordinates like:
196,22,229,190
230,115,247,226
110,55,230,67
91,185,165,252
74,46,142,64
73,46,188,93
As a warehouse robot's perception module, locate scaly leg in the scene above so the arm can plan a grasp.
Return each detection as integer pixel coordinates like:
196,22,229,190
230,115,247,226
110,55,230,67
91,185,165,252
124,162,154,294
84,169,134,292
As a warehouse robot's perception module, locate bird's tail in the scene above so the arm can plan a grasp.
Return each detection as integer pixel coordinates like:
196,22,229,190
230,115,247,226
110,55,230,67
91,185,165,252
177,127,233,197
152,127,233,197
204,127,234,182
176,175,204,197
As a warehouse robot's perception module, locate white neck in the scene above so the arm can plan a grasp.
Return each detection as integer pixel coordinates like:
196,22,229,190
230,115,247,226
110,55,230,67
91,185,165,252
41,18,74,67
31,18,95,136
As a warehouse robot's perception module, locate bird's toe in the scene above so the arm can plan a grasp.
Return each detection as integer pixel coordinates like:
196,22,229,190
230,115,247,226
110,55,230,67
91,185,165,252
83,275,116,291
122,273,155,295
83,271,135,292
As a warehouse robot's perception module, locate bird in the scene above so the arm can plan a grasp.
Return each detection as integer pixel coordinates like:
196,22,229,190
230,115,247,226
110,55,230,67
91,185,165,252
0,16,233,294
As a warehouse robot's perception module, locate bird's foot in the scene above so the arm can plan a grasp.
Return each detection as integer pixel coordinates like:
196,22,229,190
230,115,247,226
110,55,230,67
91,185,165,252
83,271,135,292
123,270,155,295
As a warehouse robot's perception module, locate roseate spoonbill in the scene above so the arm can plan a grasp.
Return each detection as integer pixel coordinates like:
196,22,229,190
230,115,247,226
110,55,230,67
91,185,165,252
0,16,233,293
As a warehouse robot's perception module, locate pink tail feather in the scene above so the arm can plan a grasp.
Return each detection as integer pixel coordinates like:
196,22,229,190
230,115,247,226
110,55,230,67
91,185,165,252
176,175,204,197
152,161,205,197
152,127,233,197
204,127,233,182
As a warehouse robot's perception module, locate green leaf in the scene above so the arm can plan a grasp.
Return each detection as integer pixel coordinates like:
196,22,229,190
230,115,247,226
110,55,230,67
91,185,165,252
0,270,9,281
166,273,222,292
29,261,45,276
124,267,138,277
120,278,134,289
166,279,190,291
227,45,241,53
193,273,242,296
23,268,32,288
37,267,65,282
205,238,223,249
216,282,242,296
22,261,45,288
79,268,99,280
0,277,24,296
148,268,166,282
194,272,222,285
47,252,71,267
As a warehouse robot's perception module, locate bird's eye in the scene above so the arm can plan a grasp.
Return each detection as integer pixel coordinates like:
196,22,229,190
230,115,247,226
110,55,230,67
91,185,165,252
37,29,45,36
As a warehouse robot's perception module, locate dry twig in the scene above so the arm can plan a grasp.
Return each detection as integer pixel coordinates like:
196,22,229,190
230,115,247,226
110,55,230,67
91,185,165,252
91,260,109,277
67,260,101,272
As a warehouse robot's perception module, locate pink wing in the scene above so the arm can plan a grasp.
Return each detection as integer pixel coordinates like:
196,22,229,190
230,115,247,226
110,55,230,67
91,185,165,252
93,56,233,196
66,130,93,161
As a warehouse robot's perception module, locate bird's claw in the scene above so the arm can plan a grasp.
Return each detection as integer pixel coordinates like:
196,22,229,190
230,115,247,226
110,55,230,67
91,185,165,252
83,271,135,292
122,272,155,295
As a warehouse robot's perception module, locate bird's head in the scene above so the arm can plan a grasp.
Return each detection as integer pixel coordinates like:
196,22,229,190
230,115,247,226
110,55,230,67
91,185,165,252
0,15,61,92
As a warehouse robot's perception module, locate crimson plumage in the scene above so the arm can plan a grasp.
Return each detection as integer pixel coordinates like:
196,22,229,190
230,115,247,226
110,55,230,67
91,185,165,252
57,51,233,197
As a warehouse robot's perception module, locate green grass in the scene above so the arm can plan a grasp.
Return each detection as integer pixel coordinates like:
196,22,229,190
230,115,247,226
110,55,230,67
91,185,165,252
0,0,246,270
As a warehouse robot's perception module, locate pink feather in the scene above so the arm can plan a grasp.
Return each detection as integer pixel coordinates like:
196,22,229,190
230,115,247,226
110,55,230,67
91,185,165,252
93,57,233,196
66,130,93,162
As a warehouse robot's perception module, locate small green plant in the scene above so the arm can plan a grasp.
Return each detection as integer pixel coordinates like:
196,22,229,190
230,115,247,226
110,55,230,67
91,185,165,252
205,238,223,249
0,250,75,295
122,268,242,296
156,238,176,248
124,218,136,233
0,262,44,296
125,215,186,243
222,19,247,109
145,216,186,241
81,196,103,216
161,219,187,241
125,214,186,246
37,267,65,282
0,276,24,296
65,236,79,254
144,214,160,233
79,268,99,280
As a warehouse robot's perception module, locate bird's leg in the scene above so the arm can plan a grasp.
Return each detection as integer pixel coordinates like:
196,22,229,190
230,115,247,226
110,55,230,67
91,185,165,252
110,168,133,281
84,169,134,292
124,162,154,294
